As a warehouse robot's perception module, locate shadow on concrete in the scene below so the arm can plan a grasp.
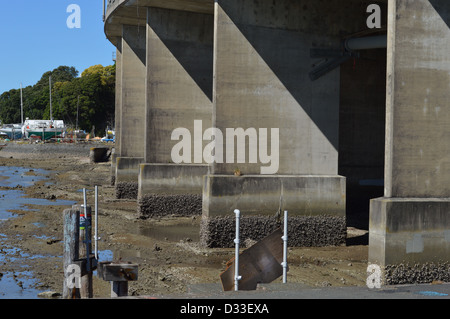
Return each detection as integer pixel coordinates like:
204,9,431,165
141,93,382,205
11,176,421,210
123,25,147,66
218,1,387,231
429,0,450,28
148,8,214,102
217,1,349,151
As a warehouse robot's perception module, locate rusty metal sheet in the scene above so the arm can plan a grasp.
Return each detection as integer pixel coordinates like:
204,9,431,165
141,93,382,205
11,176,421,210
220,228,284,291
98,261,139,282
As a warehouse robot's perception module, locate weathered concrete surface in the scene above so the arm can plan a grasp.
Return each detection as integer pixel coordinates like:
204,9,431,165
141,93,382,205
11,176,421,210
212,0,342,176
115,157,144,199
201,175,346,247
114,40,122,158
138,194,202,219
384,0,450,198
370,198,450,284
138,164,208,196
202,175,346,218
136,7,213,218
137,163,208,218
145,7,213,164
200,214,346,249
369,0,450,285
120,25,146,159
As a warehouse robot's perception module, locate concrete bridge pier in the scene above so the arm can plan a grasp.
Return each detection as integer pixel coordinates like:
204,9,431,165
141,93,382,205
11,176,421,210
114,24,146,199
369,0,450,285
200,0,347,248
137,7,213,217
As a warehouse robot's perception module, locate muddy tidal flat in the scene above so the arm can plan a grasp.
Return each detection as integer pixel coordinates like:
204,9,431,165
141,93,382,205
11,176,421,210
0,142,369,299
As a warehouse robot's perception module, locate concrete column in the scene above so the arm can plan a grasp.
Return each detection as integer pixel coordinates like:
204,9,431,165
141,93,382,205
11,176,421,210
137,8,213,217
111,39,122,186
369,0,450,285
201,0,346,248
115,25,146,199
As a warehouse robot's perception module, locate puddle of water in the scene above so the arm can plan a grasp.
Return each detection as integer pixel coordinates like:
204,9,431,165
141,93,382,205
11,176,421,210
0,189,75,220
0,165,75,220
0,166,76,298
0,272,41,299
0,166,49,188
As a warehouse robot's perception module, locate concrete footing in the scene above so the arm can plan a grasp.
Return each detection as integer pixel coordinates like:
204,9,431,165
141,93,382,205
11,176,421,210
200,214,346,248
369,198,450,285
115,157,144,199
137,164,209,219
201,175,346,248
138,194,202,219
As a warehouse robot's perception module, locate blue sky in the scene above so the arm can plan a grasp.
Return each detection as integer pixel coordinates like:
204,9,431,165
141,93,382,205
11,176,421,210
0,0,115,94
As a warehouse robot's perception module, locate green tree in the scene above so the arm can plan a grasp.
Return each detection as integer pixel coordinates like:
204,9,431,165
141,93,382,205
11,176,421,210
0,64,115,134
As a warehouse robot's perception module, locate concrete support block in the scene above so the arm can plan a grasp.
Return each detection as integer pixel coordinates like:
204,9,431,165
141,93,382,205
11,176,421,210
201,175,346,248
110,151,117,186
137,164,208,218
369,198,450,285
138,164,209,196
115,157,144,199
367,0,450,285
120,25,146,159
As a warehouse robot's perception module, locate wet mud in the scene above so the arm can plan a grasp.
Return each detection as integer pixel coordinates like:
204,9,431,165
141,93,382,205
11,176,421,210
0,142,369,298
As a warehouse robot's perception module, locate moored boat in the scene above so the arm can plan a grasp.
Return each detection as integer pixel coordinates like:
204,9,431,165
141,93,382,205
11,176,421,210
0,124,23,140
23,119,65,140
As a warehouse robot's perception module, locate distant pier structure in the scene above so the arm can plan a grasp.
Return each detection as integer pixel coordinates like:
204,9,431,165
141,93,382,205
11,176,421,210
104,0,450,285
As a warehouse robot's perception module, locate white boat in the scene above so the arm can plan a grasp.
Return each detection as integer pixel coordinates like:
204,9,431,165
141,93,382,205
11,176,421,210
0,124,23,140
23,119,65,140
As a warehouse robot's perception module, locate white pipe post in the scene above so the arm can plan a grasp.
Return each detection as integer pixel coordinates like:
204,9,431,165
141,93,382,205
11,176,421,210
234,209,242,291
282,210,288,283
94,186,98,260
83,188,90,272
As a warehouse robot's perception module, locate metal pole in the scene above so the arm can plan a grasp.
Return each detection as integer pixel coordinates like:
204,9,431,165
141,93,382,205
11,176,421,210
344,34,387,51
234,209,242,291
282,210,288,283
94,186,98,260
20,83,23,125
102,0,106,22
83,189,90,272
49,76,52,121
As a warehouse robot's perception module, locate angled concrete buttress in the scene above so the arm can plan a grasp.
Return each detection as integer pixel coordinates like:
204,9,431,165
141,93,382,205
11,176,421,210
137,6,214,218
115,22,147,199
200,0,348,248
369,0,450,285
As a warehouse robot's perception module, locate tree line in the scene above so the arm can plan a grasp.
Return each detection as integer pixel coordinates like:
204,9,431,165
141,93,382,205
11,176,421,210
0,64,115,134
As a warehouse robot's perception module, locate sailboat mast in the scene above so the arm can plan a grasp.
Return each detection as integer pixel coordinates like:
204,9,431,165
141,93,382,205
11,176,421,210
49,76,53,121
76,95,80,130
20,83,23,124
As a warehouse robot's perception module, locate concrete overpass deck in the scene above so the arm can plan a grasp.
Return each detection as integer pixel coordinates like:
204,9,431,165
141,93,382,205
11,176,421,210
105,0,213,45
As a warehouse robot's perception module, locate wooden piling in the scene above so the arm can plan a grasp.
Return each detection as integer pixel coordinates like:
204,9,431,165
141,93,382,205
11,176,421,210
63,209,80,299
73,204,94,299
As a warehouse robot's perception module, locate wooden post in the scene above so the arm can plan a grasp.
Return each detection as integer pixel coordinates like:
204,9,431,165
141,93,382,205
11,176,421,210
98,262,138,298
63,209,80,299
73,204,93,299
111,282,129,298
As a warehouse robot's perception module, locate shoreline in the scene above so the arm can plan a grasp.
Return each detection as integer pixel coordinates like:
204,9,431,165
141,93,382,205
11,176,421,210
0,142,369,298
